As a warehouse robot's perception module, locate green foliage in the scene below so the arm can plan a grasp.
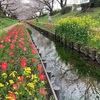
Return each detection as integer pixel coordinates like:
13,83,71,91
60,6,72,14
81,3,90,12
55,16,99,45
55,43,100,81
50,10,59,16
26,28,32,35
90,0,100,7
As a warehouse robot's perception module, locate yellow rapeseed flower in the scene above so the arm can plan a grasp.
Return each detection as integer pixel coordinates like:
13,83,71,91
34,79,38,84
41,81,45,85
24,67,31,75
0,83,4,88
6,82,9,85
29,91,32,95
2,73,7,78
9,71,17,77
9,80,14,84
31,74,38,80
34,98,38,100
15,92,18,95
27,82,34,89
20,92,22,94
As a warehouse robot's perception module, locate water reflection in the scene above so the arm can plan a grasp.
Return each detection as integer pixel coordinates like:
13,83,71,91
27,24,100,100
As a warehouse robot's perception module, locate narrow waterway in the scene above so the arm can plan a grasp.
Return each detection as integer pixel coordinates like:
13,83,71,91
27,24,100,100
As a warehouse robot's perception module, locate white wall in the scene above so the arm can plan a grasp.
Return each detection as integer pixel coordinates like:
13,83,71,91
67,0,90,5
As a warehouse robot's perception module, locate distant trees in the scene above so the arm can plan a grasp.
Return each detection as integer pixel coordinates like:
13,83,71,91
0,0,45,19
36,0,54,14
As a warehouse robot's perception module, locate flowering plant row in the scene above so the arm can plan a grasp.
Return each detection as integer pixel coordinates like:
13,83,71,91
0,23,47,100
55,15,100,49
27,20,56,34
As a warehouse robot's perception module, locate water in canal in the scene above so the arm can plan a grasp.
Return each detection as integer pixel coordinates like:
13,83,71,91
27,24,100,100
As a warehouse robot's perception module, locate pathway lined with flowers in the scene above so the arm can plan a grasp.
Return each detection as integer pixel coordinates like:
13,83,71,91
0,22,49,100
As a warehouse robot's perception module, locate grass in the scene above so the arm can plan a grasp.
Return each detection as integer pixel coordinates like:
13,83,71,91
0,17,17,29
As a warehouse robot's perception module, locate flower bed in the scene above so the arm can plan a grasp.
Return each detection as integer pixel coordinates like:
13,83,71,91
0,23,49,100
27,20,56,34
55,15,100,50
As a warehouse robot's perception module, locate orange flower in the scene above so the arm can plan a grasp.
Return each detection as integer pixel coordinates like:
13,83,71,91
7,92,16,100
12,83,20,90
18,76,24,82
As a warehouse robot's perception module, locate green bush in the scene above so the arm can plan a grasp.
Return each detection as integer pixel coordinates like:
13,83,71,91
81,0,100,10
55,16,99,45
81,3,89,12
90,0,100,7
50,10,59,16
60,6,71,14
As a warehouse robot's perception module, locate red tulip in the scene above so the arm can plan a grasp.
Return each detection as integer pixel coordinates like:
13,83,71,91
7,92,16,100
32,50,36,54
12,83,20,89
39,74,45,80
32,58,37,62
10,60,15,63
23,47,27,51
21,61,26,67
18,76,24,82
9,52,14,56
5,38,10,42
1,62,7,70
30,45,35,49
0,38,2,41
19,44,23,48
37,65,43,71
0,44,4,49
14,35,18,39
39,88,45,95
10,44,14,49
12,39,16,44
28,41,31,44
20,58,26,67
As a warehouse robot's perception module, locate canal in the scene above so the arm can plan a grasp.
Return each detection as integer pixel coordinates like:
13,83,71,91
27,24,100,100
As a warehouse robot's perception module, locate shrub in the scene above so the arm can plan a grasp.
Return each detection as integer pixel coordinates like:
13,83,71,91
60,6,72,14
50,10,59,16
90,0,100,7
81,3,89,12
55,15,99,45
